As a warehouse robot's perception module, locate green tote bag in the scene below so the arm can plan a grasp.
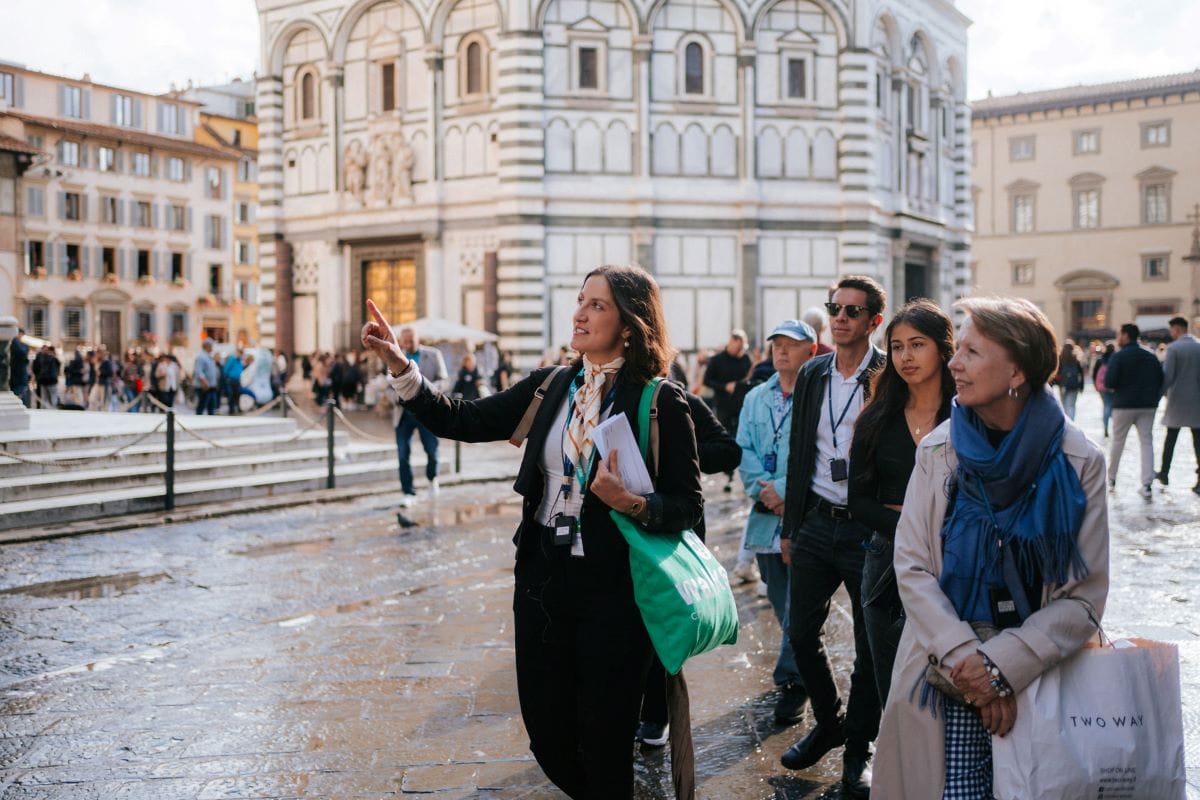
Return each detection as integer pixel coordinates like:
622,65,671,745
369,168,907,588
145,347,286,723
608,378,739,676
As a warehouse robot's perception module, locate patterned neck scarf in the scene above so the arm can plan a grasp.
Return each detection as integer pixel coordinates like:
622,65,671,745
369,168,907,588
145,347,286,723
565,355,625,482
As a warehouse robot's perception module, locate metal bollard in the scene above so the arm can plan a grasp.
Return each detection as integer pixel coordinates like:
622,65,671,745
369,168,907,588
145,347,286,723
280,388,289,418
165,410,175,511
326,398,336,489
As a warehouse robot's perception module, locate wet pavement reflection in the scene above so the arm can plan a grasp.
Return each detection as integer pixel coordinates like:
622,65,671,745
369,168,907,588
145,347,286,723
0,391,1196,798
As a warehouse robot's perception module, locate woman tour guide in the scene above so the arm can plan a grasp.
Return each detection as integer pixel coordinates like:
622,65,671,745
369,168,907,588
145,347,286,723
361,264,703,800
873,297,1109,798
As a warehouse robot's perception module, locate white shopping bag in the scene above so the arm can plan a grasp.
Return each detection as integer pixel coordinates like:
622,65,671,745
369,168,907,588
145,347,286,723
992,638,1186,800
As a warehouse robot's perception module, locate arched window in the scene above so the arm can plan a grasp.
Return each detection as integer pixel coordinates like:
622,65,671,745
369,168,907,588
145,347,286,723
466,41,483,95
300,71,315,120
684,42,704,95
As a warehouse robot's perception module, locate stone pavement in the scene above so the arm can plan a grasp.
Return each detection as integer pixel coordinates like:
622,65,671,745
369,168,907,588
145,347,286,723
0,389,1196,799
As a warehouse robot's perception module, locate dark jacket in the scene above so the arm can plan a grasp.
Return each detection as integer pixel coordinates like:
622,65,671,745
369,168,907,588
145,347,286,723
781,347,886,538
686,392,742,476
703,350,752,417
33,351,60,386
1104,342,1164,409
9,338,29,388
399,365,704,586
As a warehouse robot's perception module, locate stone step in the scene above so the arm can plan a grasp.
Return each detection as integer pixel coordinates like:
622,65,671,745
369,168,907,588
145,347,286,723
0,442,396,503
0,429,342,478
0,410,305,455
0,454,413,531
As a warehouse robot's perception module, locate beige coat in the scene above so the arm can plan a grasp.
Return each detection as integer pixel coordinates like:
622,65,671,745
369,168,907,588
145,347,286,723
872,420,1109,799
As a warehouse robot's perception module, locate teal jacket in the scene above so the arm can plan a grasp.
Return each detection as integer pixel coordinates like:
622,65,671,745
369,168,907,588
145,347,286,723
736,373,792,550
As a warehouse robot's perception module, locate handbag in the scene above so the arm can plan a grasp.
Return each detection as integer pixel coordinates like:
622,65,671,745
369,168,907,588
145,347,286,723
609,378,739,675
992,636,1186,799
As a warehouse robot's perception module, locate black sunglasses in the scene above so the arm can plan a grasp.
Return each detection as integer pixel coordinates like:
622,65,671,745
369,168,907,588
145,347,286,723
824,302,871,319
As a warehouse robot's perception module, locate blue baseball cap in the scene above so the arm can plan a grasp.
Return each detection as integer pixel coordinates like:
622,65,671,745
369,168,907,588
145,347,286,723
767,319,817,343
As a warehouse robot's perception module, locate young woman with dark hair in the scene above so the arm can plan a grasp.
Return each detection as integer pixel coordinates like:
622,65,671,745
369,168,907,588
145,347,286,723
848,299,955,704
362,264,702,800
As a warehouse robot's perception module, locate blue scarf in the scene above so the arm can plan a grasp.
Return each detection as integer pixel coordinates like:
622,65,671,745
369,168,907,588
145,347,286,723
938,386,1089,623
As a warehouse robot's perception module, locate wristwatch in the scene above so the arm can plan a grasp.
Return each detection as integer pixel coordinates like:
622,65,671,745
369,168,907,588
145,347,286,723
626,496,646,517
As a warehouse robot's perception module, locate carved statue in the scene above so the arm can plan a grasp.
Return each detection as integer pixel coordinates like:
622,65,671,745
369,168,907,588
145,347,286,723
367,134,392,206
391,133,415,202
343,139,367,203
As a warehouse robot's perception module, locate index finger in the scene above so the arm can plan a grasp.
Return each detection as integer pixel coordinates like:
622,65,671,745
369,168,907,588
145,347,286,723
608,448,620,471
366,298,390,329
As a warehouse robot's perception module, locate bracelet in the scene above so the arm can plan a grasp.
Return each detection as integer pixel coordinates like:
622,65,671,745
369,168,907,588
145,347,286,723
626,496,646,517
979,652,1014,698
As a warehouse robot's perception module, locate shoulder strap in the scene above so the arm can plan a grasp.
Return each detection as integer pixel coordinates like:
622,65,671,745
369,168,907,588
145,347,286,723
508,367,566,447
636,377,667,480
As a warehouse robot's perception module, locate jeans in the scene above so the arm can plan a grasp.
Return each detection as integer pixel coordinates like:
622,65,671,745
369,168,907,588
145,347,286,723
861,532,904,705
1059,388,1079,420
1109,408,1156,487
1101,393,1114,434
196,387,219,415
787,508,880,755
37,384,58,408
1160,427,1200,484
395,412,439,494
756,552,801,687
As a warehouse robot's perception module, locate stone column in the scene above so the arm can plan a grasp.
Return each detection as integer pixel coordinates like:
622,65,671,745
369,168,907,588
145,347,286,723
0,316,30,431
274,238,295,360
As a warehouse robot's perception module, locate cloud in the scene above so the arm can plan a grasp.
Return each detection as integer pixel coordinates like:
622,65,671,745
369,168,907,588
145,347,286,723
0,0,258,94
959,0,1200,100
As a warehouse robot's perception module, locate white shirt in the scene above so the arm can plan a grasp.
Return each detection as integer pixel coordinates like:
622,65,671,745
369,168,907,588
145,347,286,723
811,347,875,506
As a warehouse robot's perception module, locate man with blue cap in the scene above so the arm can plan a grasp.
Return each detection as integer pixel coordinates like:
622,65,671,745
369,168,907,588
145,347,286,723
735,319,817,725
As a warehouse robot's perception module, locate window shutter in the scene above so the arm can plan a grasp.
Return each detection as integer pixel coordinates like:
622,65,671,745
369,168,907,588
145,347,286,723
221,170,228,200
204,215,212,249
153,250,161,280
25,187,34,216
80,194,88,221
186,207,193,231
186,252,192,282
133,98,143,129
150,155,159,177
119,247,127,279
23,240,29,272
80,146,88,168
176,106,187,136
184,160,192,182
57,85,65,115
57,191,64,219
57,241,66,275
110,95,118,124
117,198,125,226
55,140,63,163
13,75,23,108
81,89,91,119
248,203,256,224
152,203,159,229
95,245,103,276
114,150,124,172
81,244,90,277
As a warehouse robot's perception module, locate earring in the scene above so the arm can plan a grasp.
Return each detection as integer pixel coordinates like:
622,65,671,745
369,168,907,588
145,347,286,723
1008,386,1018,399
623,338,630,348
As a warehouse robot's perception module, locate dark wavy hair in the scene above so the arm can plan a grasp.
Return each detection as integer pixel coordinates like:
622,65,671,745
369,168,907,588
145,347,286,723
578,264,673,385
854,298,956,484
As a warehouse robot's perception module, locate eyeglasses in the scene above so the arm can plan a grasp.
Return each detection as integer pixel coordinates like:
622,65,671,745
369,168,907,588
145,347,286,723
824,302,871,319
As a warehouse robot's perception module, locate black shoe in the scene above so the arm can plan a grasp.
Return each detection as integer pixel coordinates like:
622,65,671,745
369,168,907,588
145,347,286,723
635,720,669,747
780,720,845,770
774,682,808,725
1156,470,1169,486
841,754,872,799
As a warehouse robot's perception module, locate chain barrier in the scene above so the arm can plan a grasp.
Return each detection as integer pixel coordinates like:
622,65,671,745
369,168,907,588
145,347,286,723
330,406,397,445
0,419,168,467
170,406,329,452
283,394,322,427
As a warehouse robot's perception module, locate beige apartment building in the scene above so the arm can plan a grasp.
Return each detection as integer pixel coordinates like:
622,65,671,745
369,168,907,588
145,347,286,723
971,70,1200,341
0,63,239,354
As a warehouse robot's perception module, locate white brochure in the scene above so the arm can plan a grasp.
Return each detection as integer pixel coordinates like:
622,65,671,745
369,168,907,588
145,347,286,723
591,412,655,495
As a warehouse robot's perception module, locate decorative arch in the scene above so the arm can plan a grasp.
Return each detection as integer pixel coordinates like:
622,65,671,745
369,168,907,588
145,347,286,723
268,20,331,76
534,0,637,31
749,0,848,47
906,29,939,86
869,9,900,64
331,0,430,63
645,0,747,42
943,54,965,101
1054,269,1119,290
431,0,505,47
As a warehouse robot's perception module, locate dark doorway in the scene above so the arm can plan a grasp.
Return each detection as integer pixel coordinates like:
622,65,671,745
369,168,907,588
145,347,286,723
904,262,929,302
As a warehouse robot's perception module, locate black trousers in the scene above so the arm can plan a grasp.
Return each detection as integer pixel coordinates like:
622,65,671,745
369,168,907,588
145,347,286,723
513,540,653,800
787,507,881,756
1160,427,1200,482
861,531,905,705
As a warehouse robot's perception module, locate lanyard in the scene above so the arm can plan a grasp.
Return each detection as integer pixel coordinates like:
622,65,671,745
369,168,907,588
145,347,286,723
561,379,618,494
769,388,792,445
826,367,860,452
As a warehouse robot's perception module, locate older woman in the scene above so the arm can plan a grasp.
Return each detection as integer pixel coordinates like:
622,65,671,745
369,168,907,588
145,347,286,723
362,264,702,800
873,297,1109,799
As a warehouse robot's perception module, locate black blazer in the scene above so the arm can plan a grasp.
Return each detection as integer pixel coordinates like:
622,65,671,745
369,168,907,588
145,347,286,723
400,365,705,584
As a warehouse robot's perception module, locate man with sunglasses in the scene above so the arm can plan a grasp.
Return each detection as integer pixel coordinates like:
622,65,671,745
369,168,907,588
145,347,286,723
778,275,886,799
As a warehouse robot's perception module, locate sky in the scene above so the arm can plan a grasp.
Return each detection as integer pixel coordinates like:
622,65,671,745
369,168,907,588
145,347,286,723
0,0,1198,101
